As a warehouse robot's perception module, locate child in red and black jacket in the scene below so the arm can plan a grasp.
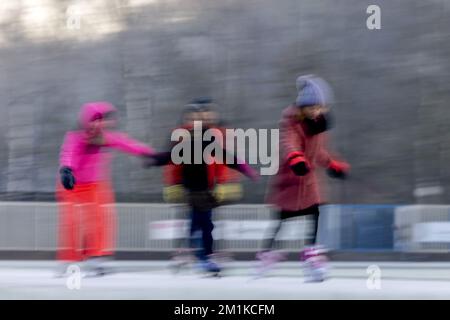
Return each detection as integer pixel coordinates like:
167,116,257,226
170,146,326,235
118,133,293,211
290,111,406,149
149,99,257,274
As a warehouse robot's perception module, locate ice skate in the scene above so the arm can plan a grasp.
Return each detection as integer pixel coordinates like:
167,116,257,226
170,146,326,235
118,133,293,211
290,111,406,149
254,250,286,278
53,262,72,278
169,249,196,274
84,257,114,278
196,258,222,277
209,251,233,273
301,246,329,283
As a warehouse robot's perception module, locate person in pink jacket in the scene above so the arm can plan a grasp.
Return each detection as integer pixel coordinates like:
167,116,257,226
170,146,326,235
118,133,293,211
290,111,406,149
259,76,350,281
56,101,155,276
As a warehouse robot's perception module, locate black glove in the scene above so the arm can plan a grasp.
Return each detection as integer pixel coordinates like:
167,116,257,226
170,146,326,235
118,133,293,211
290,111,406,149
287,151,310,176
327,168,346,179
144,152,172,167
60,167,75,190
326,160,350,180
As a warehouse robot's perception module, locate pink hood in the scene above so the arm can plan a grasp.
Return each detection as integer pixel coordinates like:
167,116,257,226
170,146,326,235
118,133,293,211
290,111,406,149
59,102,154,184
79,101,117,129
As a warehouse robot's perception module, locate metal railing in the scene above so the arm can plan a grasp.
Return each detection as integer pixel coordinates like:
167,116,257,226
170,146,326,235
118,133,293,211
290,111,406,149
394,205,450,252
0,202,449,253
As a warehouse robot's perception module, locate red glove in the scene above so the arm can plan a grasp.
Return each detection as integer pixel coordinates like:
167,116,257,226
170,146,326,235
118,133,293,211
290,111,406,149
327,160,350,179
287,151,310,176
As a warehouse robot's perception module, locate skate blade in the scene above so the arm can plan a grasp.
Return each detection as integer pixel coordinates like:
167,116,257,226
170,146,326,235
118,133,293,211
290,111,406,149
169,262,190,275
252,267,270,279
207,272,221,278
252,260,278,279
304,278,326,283
198,270,221,278
84,267,115,278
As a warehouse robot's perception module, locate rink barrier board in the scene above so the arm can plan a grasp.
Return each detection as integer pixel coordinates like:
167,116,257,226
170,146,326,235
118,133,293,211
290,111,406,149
394,205,450,252
0,202,449,253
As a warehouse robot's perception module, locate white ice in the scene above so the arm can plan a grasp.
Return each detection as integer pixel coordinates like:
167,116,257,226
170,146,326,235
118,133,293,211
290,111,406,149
0,261,449,299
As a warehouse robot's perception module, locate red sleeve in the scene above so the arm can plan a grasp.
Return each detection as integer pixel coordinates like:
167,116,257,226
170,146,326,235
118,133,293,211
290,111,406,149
164,163,183,186
316,133,333,168
280,116,304,161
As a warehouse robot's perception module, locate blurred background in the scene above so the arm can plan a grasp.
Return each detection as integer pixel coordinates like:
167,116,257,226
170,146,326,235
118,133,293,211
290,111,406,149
0,0,450,257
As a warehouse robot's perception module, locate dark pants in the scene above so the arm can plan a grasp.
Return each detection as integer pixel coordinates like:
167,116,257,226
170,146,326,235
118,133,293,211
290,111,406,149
262,205,320,251
189,208,214,261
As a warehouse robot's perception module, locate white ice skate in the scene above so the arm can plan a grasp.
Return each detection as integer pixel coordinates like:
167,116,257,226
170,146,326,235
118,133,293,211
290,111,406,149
195,257,222,277
301,245,329,283
54,262,72,278
169,249,196,275
84,257,114,278
254,250,287,278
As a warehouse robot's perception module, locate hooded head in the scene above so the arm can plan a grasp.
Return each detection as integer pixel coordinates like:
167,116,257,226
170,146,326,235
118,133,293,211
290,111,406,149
295,74,333,109
180,104,203,129
181,97,219,129
295,75,334,135
190,97,219,128
78,101,117,137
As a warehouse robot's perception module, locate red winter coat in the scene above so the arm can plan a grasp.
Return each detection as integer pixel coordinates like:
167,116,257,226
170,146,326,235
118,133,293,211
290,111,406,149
163,126,234,189
266,105,333,211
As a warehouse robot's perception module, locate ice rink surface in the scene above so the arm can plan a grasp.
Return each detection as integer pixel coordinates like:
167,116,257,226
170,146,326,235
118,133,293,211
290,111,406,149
0,261,449,300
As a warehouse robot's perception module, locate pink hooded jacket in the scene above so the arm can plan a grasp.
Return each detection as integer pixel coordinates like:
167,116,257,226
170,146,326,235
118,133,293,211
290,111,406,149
59,102,154,184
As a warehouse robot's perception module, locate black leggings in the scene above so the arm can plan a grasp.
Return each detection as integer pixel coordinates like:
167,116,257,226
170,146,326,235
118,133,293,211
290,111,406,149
262,205,320,251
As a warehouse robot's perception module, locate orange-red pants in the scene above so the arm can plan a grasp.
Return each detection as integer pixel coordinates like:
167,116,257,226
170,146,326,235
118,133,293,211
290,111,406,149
56,181,116,262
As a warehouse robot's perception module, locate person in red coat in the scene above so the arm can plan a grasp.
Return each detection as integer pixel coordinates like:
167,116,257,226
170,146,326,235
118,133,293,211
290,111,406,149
260,75,350,277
